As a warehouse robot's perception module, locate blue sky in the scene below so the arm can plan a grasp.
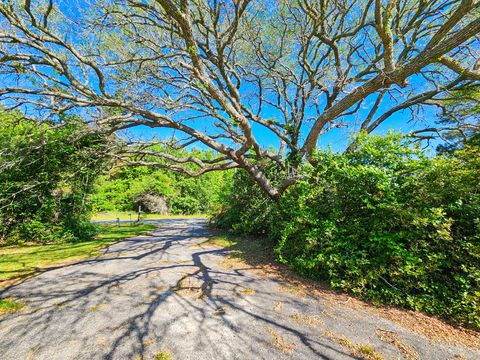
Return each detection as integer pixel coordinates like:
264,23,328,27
1,0,455,156
124,97,442,154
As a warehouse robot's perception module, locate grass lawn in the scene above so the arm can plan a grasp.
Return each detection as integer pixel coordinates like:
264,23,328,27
0,223,156,286
91,211,207,221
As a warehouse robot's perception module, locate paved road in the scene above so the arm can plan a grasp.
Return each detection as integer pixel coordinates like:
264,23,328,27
0,219,478,360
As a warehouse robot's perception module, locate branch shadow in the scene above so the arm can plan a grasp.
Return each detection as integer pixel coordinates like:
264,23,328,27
0,219,358,359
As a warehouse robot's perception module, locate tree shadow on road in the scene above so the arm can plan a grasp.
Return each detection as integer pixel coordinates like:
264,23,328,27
0,219,363,359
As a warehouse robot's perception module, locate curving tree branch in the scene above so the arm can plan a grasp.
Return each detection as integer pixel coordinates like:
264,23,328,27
0,0,479,199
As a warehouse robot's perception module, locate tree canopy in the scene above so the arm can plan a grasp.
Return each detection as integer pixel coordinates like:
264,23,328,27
0,0,479,198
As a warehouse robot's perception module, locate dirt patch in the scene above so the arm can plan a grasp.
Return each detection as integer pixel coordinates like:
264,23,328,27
369,307,480,350
274,301,283,312
26,346,40,360
264,266,480,350
376,328,418,360
145,260,174,266
54,301,67,309
171,271,211,299
265,326,297,353
217,257,246,270
142,338,155,347
88,303,106,312
322,329,383,360
96,337,107,347
238,287,256,296
290,312,323,327
217,257,263,274
276,284,310,299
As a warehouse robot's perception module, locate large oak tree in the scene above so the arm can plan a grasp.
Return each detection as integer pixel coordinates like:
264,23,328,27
1,0,479,199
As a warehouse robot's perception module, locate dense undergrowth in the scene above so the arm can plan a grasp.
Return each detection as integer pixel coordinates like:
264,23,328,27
214,134,480,330
0,112,106,245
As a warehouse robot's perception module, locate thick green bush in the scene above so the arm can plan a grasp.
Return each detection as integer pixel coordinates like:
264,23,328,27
215,134,480,329
213,164,279,235
0,111,106,244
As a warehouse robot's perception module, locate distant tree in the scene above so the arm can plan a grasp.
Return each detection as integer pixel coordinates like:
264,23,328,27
1,0,479,199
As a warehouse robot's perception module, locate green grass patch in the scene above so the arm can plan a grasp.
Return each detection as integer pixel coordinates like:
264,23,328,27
95,223,156,242
0,297,25,315
154,350,172,360
0,223,156,285
91,211,207,221
203,233,273,265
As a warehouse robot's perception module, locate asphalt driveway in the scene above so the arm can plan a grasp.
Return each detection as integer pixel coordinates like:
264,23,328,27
0,219,478,360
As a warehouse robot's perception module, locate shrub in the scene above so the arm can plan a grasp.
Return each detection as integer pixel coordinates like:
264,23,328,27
0,111,106,245
215,133,480,329
213,165,278,235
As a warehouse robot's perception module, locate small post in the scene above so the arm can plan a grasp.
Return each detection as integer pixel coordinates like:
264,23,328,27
137,205,141,222
128,213,132,223
116,217,120,227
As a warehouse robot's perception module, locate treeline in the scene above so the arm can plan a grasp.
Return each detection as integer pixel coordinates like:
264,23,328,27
214,133,480,330
90,158,232,215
